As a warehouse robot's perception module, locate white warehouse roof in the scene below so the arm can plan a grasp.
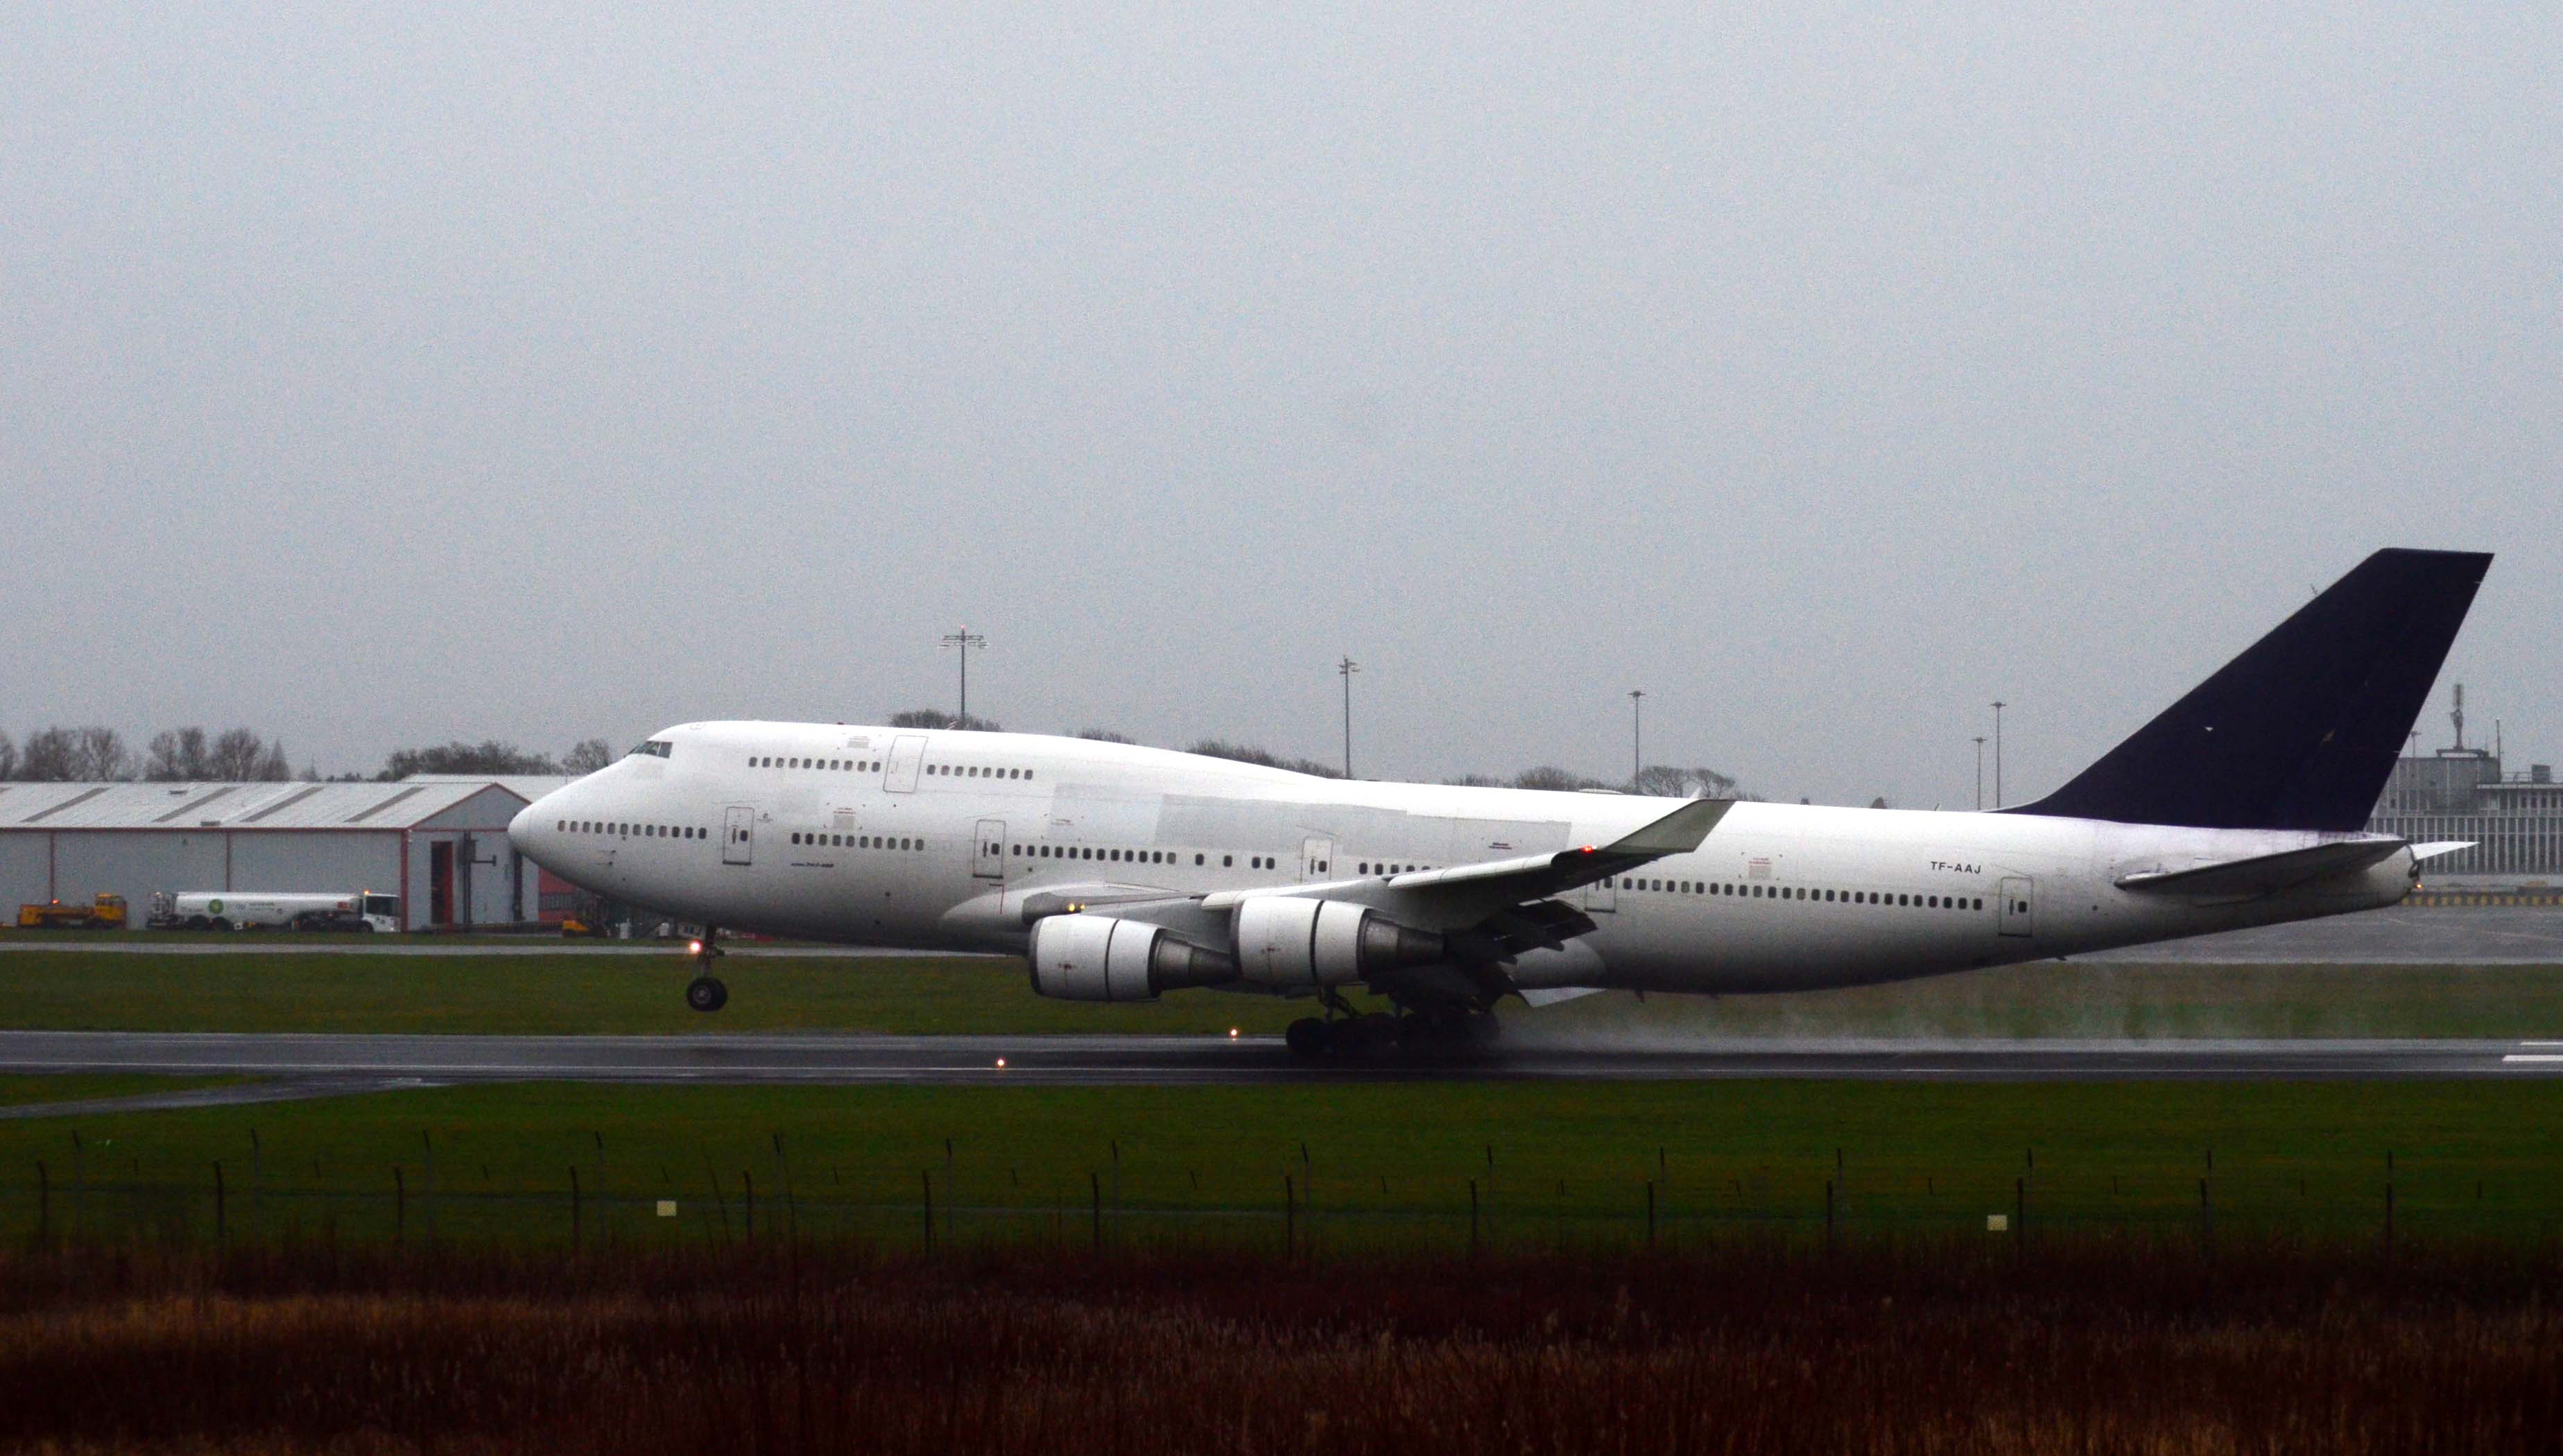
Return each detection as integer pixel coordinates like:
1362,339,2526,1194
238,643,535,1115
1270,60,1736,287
0,780,530,831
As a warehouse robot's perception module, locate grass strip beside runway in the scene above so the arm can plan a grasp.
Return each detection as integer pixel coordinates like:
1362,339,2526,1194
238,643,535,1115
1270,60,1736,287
5,1077,2560,1249
0,1075,241,1109
3,948,2563,1037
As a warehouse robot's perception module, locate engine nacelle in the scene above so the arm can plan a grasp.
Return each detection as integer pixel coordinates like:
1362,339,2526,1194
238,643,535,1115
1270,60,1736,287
1232,896,1447,987
1028,915,1238,1003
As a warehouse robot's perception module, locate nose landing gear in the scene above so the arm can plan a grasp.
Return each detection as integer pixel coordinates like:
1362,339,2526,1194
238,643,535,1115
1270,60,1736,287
684,928,727,1013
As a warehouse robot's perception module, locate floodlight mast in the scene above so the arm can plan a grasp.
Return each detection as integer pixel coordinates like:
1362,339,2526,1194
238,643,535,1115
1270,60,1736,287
1337,657,1359,779
940,628,987,725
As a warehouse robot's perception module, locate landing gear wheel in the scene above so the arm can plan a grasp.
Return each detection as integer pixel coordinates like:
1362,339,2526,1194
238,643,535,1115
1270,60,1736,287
209,917,232,933
1284,1017,1331,1060
686,976,729,1013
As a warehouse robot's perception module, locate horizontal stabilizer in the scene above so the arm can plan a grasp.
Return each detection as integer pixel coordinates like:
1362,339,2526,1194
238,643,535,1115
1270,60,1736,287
2409,841,2475,863
2114,839,2407,896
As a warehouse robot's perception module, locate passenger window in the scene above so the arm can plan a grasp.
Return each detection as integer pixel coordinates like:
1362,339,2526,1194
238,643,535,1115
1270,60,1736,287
1222,855,1233,867
1195,853,1205,865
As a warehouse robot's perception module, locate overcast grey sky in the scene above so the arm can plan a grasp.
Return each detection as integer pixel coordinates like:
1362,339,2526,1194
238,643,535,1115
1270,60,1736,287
3,3,2555,804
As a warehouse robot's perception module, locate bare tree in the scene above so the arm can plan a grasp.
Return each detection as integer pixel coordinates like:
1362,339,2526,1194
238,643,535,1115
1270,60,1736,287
377,741,561,780
207,728,269,780
17,728,76,781
1074,728,1134,743
888,708,1002,731
36,727,137,781
1634,764,1742,800
145,727,212,781
561,738,614,775
1510,765,1613,791
0,730,17,780
1185,738,1344,779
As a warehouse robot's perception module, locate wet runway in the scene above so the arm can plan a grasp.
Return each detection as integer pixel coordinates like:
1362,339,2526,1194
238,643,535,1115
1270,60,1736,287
3,905,2555,962
3,1030,2560,1116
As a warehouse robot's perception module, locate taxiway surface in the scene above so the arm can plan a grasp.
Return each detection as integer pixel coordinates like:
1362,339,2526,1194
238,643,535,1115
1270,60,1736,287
2,1030,2559,1116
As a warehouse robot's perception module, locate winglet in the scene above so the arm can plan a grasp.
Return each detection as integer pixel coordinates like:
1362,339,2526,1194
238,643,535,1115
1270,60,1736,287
1600,798,1734,858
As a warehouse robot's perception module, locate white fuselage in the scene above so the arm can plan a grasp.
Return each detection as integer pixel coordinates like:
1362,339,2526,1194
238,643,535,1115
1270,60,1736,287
508,722,2413,996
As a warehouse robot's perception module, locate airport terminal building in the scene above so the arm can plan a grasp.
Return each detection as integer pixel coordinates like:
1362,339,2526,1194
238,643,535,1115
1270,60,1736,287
2367,749,2563,884
0,779,541,930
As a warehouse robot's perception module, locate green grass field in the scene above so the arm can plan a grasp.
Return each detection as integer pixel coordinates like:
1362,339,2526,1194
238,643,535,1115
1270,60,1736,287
0,1075,238,1108
1,947,2560,1037
6,1077,2560,1249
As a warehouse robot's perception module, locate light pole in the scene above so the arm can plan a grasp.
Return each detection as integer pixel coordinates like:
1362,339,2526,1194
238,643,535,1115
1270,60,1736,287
940,628,987,725
1991,700,2007,808
1974,736,1987,811
1629,690,1646,791
1337,657,1359,779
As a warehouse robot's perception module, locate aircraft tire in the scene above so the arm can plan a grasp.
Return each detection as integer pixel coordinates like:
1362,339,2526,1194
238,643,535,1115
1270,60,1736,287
1284,1017,1331,1061
686,976,729,1013
209,917,232,933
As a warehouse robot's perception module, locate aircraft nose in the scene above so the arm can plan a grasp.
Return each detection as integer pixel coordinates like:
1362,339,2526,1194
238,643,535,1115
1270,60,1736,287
508,800,544,861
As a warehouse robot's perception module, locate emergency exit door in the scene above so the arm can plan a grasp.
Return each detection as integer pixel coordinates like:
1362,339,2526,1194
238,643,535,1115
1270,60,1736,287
1301,837,1334,881
1999,876,2035,937
974,820,1006,879
723,806,756,866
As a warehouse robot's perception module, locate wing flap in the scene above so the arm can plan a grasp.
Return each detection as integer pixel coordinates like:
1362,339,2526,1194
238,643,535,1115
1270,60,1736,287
2114,839,2406,896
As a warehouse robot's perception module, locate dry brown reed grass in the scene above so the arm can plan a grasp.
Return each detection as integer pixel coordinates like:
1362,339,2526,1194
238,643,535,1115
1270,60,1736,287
1,1236,2558,1454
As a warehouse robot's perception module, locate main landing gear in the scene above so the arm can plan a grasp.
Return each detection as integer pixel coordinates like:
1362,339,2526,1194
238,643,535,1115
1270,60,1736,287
1284,998,1501,1062
685,928,728,1014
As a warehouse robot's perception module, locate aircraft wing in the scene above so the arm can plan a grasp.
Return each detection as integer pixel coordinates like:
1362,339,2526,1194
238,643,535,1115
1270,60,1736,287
2113,838,2410,896
1191,797,1736,948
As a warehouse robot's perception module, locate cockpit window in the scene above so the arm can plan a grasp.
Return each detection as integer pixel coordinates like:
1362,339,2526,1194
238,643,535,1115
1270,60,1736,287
627,740,673,760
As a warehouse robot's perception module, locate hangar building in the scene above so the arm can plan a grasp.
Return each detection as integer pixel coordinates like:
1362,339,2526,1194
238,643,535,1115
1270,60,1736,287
0,779,537,930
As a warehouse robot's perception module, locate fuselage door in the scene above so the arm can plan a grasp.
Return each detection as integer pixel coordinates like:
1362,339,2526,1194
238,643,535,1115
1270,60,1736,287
886,736,926,793
974,819,1006,880
1583,876,1617,913
1998,875,2035,937
1300,836,1334,882
722,806,756,867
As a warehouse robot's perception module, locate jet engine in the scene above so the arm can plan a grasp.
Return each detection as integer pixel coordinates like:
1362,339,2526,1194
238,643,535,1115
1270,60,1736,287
1232,895,1446,987
1028,915,1238,1003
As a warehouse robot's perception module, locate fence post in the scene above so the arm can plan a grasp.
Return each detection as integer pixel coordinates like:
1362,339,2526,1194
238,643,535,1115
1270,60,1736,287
570,1165,582,1249
214,1161,226,1243
2198,1177,2212,1254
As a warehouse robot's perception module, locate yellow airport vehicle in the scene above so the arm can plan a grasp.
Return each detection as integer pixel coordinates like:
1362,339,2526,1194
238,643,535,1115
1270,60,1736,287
15,894,129,930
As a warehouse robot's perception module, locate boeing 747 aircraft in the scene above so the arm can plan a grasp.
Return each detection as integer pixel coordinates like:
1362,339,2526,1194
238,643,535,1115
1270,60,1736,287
511,549,2488,1059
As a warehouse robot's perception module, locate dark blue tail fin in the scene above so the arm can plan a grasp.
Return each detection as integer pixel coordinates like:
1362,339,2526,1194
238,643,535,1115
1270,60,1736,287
2006,548,2492,832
